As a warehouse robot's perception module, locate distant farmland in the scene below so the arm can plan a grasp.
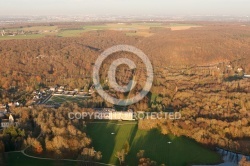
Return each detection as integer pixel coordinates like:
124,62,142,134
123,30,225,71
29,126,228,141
0,22,201,40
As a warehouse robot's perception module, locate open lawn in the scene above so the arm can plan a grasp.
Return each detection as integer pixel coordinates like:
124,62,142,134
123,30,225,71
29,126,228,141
5,121,221,166
6,152,76,166
45,95,91,106
87,121,221,166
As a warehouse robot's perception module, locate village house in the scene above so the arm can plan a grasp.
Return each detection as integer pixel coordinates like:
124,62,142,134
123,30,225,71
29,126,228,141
50,86,58,92
226,65,232,69
57,86,65,92
237,67,244,73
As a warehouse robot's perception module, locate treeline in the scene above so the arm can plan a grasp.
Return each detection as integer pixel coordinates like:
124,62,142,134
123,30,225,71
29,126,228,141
0,104,102,161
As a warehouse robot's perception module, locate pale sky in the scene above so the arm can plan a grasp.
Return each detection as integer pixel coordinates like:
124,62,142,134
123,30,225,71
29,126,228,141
0,0,249,16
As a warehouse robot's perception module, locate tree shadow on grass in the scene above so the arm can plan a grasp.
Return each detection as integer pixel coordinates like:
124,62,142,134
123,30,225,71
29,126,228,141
128,124,138,146
126,128,220,166
86,122,117,164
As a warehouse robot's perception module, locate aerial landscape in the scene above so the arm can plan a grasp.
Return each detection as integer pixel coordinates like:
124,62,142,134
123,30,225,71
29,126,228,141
0,0,250,166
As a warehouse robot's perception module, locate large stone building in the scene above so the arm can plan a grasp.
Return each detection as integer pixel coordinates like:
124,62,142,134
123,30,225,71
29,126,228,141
94,108,135,121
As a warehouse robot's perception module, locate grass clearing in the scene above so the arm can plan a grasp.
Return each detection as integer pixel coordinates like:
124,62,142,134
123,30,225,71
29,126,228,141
6,121,220,166
6,152,76,166
58,29,85,37
45,95,90,106
87,121,221,166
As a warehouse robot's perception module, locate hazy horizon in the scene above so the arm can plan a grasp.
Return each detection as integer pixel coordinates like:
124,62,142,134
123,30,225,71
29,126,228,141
0,0,250,17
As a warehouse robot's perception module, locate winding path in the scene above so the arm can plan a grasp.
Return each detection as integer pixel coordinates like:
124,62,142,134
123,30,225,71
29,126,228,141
5,127,117,166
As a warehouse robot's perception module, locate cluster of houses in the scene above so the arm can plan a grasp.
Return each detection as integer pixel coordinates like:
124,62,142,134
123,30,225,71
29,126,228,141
1,29,58,37
1,30,25,37
50,85,94,97
31,85,95,107
33,90,48,100
0,102,21,109
223,63,250,79
32,89,52,104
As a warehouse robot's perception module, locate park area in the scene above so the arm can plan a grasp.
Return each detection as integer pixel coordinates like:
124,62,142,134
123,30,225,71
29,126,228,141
6,152,76,166
6,121,221,166
86,121,221,166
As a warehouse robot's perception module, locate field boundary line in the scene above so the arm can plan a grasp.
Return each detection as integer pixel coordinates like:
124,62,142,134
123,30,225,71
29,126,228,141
21,150,116,166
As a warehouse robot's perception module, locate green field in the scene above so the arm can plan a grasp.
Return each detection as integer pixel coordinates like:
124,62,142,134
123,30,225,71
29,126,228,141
82,23,163,30
6,121,221,166
6,152,76,166
58,29,85,37
0,34,44,40
87,121,221,166
58,23,164,37
45,95,91,105
0,23,201,40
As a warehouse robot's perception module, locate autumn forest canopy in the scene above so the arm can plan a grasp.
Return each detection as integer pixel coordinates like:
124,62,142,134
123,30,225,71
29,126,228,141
0,21,250,166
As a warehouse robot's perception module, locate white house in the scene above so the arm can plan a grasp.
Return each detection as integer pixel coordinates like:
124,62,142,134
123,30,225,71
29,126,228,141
50,86,58,92
237,67,243,72
226,65,232,70
57,87,64,92
14,101,20,107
